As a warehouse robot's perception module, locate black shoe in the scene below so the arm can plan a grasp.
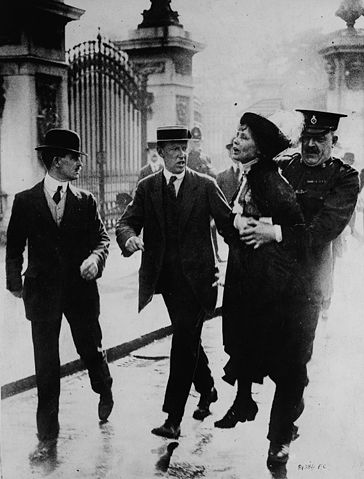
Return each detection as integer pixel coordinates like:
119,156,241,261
151,420,181,439
214,400,258,428
267,442,290,464
193,387,218,420
98,390,114,422
29,437,57,462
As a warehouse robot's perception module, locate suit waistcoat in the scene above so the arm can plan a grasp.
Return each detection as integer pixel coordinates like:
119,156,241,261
162,177,185,270
44,187,67,226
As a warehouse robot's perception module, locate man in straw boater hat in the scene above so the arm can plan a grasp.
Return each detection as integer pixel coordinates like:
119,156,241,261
6,129,113,459
116,125,237,439
239,110,359,464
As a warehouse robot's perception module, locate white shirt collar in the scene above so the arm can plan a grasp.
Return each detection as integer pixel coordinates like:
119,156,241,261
163,168,185,183
44,173,69,194
239,158,259,174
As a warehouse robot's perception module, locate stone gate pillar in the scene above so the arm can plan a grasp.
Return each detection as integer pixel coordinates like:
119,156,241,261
115,0,203,148
0,0,84,236
318,0,364,164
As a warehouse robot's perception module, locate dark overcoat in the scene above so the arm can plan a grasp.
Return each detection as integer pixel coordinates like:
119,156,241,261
138,163,163,182
116,168,236,313
222,161,307,384
6,181,109,322
216,166,241,203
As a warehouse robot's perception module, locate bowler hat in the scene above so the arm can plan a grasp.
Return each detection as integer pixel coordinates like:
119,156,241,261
35,128,87,156
157,126,191,142
240,112,290,159
296,109,347,136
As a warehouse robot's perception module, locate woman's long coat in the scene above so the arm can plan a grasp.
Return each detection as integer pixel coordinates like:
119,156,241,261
222,161,308,385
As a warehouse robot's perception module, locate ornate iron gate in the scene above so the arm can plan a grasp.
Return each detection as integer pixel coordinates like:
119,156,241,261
67,34,147,228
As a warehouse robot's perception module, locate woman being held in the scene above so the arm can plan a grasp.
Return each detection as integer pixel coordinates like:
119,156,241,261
216,112,309,465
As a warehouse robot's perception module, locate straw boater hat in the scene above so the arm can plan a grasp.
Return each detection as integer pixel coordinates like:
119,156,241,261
157,126,191,142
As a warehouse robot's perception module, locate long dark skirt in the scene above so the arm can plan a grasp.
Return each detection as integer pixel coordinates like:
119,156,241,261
222,244,317,385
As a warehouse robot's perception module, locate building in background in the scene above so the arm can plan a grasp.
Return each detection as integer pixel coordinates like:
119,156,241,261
319,0,364,165
0,0,84,237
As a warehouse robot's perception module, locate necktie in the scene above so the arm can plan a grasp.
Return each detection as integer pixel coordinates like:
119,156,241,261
167,176,177,199
237,172,248,206
53,185,63,205
235,165,240,181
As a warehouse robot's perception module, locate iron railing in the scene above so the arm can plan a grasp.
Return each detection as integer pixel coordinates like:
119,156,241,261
67,34,147,228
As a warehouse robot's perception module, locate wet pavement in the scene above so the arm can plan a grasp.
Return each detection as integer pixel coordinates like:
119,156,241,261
2,235,364,478
1,232,170,387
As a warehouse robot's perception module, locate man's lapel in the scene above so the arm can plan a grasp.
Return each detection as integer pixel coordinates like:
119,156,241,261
32,181,59,233
178,169,198,234
150,171,165,233
60,184,82,229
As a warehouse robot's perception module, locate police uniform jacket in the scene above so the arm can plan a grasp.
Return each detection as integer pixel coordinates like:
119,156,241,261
187,151,216,178
281,155,359,300
6,181,110,322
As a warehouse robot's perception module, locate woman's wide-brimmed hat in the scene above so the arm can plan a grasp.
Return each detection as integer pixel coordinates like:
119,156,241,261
35,128,87,156
240,112,290,159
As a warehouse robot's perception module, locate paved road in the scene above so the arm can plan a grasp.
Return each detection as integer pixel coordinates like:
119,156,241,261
1,233,170,387
2,236,364,478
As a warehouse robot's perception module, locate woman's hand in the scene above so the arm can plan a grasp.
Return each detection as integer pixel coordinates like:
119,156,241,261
240,218,276,249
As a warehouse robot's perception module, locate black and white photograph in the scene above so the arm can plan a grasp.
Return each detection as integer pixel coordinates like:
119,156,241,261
1,1,364,478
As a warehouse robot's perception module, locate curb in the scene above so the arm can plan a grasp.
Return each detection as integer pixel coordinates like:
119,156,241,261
1,325,172,400
1,307,222,400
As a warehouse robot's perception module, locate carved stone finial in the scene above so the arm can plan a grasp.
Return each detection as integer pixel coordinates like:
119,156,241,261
138,0,182,28
335,0,364,28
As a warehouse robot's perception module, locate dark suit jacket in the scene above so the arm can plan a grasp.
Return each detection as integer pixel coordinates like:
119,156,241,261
216,166,241,203
116,168,236,314
138,163,163,182
6,181,110,322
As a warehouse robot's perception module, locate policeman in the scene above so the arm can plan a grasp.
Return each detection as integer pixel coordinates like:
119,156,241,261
240,109,359,464
280,110,359,311
187,126,216,177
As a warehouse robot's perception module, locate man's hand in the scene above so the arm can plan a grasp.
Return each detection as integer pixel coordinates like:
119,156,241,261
10,289,23,298
240,218,276,249
80,255,99,281
125,236,145,254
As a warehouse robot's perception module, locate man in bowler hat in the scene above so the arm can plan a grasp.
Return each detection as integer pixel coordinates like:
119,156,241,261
116,126,237,439
240,110,359,463
6,129,113,459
